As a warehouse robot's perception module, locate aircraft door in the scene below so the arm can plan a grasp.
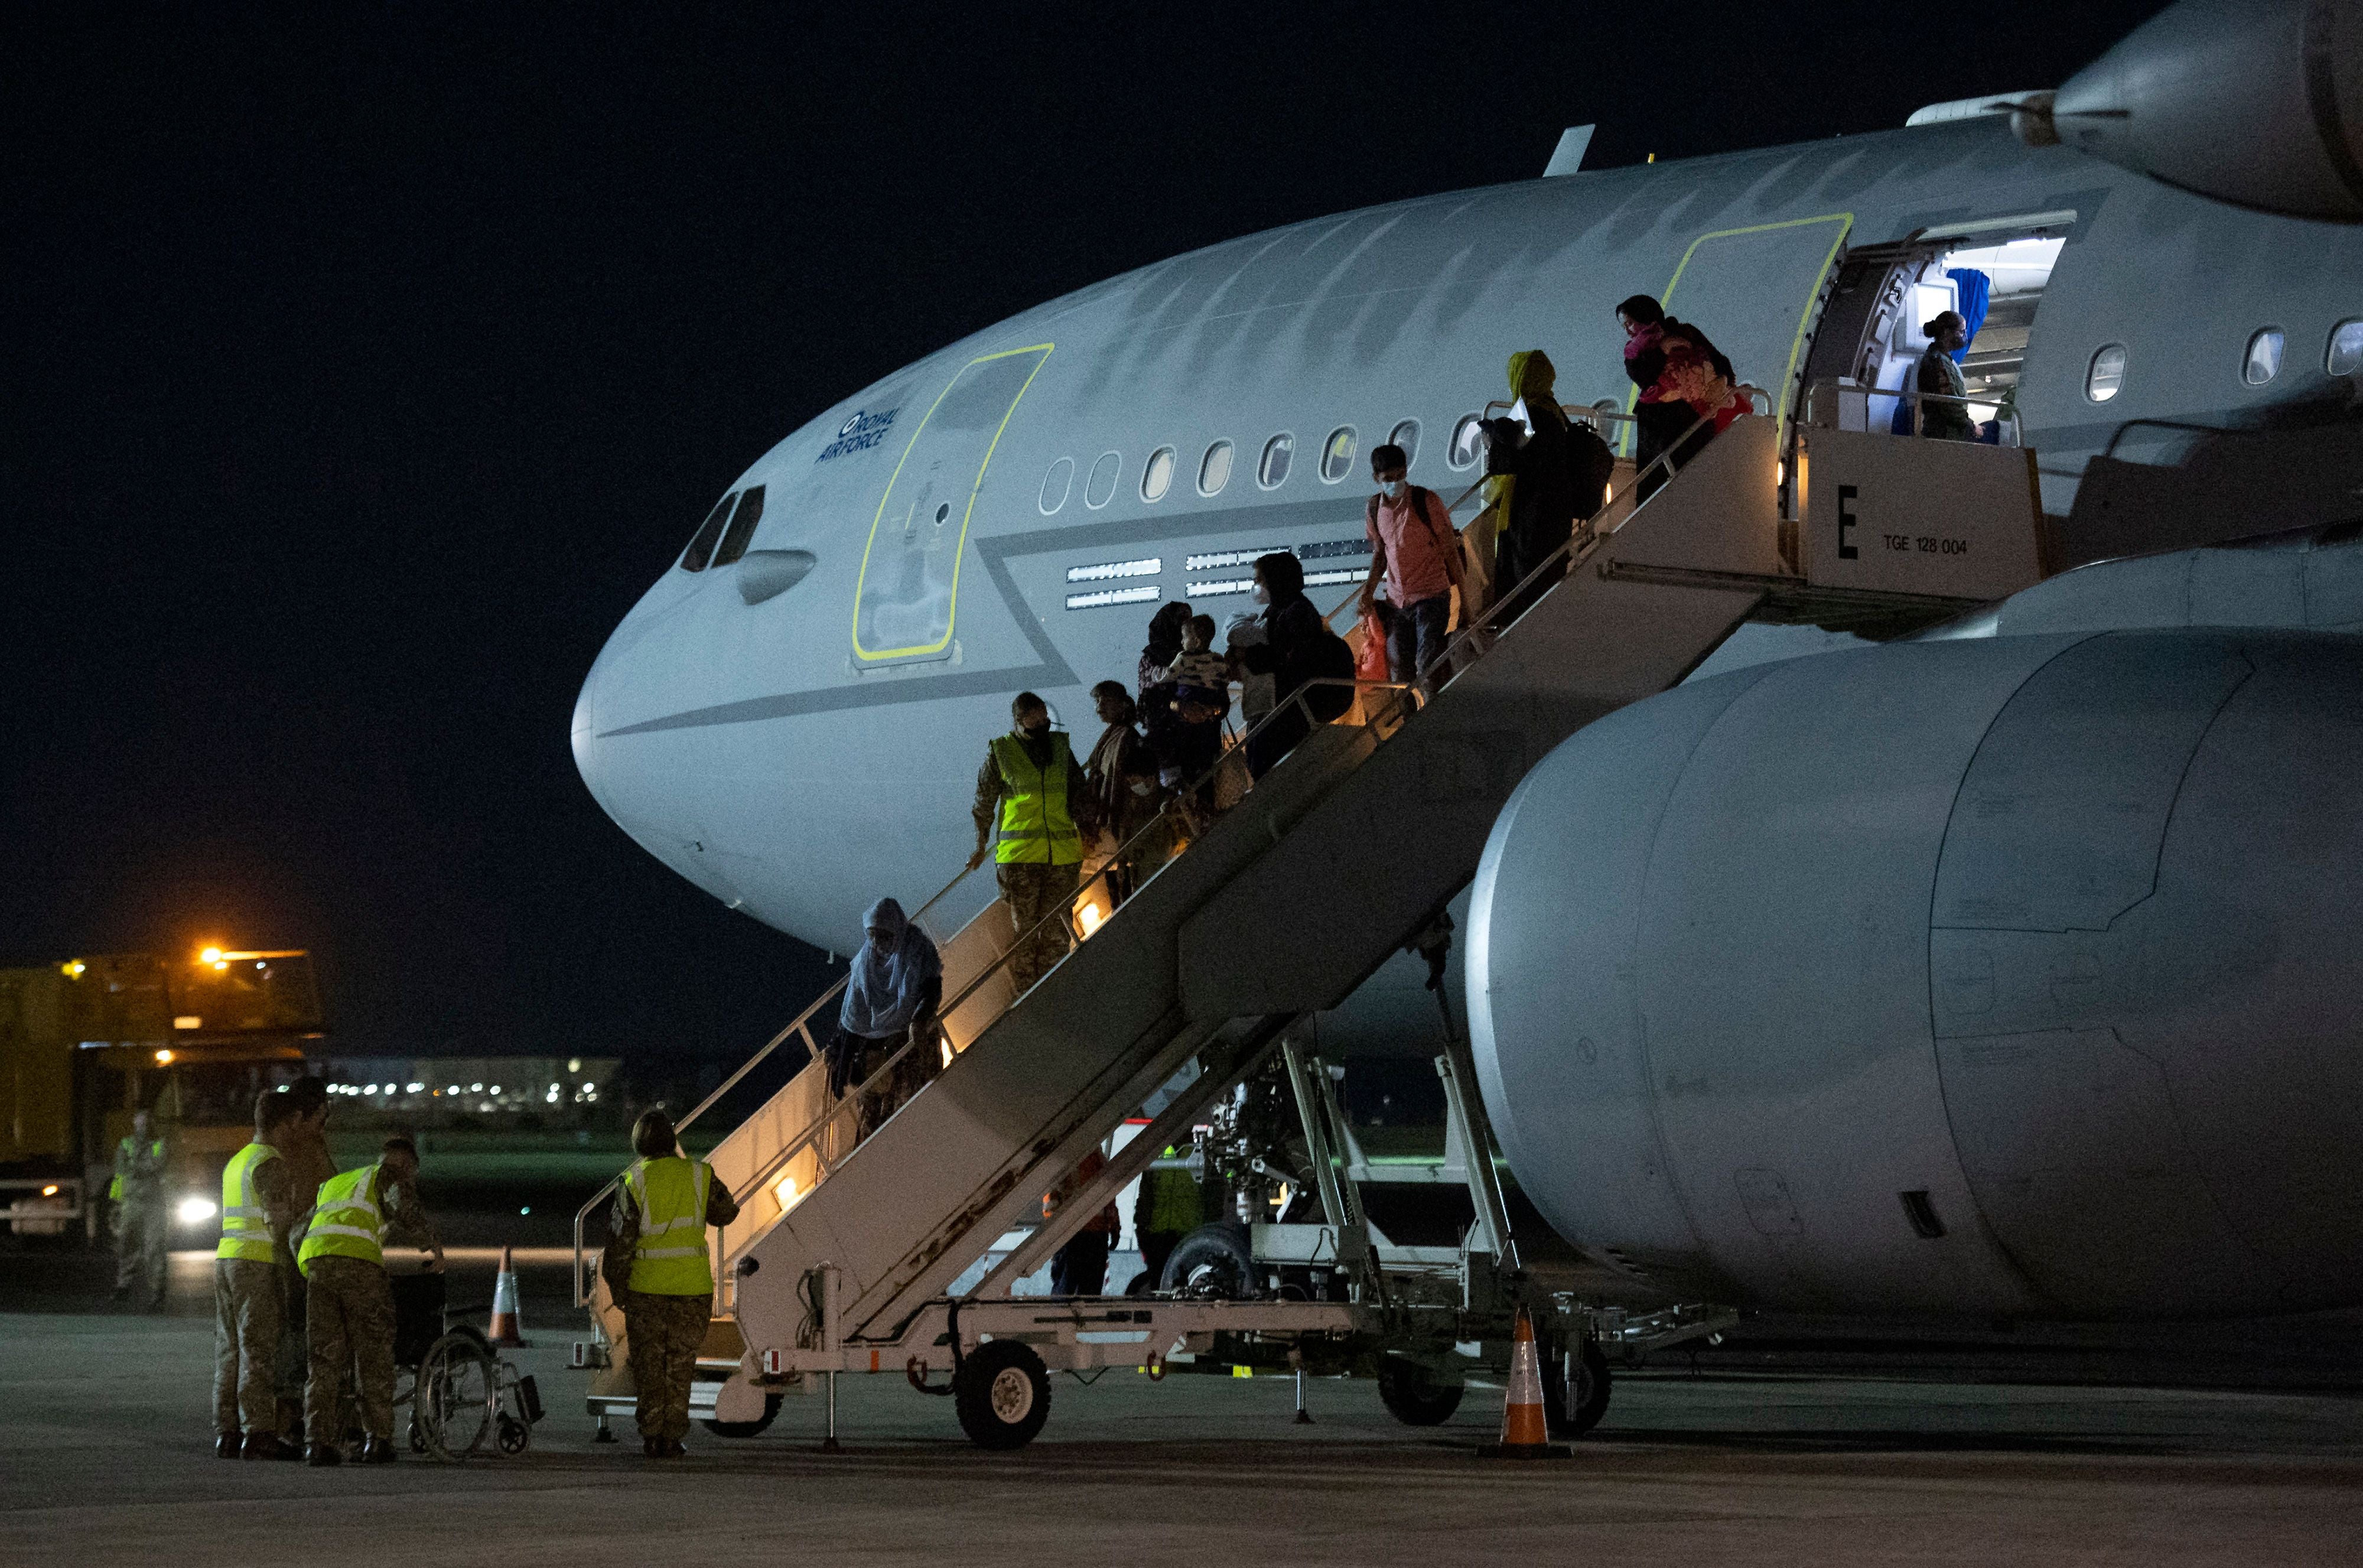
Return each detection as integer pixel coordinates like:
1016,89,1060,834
852,343,1052,665
1637,214,1852,449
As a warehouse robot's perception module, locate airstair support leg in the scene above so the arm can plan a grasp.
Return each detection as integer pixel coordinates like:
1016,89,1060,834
972,1014,1297,1297
1437,1049,1512,1270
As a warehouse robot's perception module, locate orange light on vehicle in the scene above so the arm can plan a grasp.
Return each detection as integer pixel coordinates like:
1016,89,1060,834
198,946,223,965
155,1049,175,1064
40,1185,58,1198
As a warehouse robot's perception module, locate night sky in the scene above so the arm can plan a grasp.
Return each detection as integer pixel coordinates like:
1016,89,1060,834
3,4,2166,1062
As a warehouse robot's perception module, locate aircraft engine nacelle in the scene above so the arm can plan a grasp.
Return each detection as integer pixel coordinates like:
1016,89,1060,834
2018,0,2363,223
1467,629,2363,1320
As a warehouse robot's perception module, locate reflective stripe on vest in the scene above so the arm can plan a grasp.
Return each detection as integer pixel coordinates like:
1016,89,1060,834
991,732,1082,866
623,1156,714,1295
216,1142,282,1262
297,1163,385,1276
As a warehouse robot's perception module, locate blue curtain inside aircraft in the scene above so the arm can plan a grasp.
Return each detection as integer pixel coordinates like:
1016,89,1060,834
1947,267,1991,361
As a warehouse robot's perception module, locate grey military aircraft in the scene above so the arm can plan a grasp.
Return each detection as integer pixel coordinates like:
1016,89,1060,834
577,0,2363,1326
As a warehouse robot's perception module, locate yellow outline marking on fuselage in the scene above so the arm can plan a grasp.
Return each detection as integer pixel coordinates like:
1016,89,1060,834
851,342,1054,662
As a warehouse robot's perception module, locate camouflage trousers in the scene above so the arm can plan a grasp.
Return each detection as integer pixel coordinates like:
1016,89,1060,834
213,1258,285,1435
998,860,1079,993
114,1198,168,1301
305,1255,396,1444
623,1290,712,1443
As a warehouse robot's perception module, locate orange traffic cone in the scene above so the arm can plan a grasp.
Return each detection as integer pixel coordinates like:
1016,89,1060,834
487,1244,529,1348
1478,1309,1568,1459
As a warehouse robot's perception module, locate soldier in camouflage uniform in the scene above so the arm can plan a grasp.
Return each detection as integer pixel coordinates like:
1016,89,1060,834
214,1093,304,1460
613,1108,738,1456
111,1109,171,1308
296,1135,438,1465
269,1078,339,1440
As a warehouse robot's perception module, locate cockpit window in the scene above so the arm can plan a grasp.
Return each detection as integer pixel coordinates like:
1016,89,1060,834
712,486,767,567
679,492,737,572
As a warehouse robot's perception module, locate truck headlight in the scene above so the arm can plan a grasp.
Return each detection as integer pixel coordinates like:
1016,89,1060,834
176,1196,219,1226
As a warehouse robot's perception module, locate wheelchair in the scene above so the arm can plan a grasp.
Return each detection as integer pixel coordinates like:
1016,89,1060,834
389,1259,543,1462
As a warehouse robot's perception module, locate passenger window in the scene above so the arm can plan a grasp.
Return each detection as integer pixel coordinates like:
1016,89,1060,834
2242,327,2285,386
1141,446,1176,503
1258,433,1295,489
2085,344,2127,403
679,492,736,572
1039,457,1074,515
1446,414,1485,470
2327,318,2363,377
1197,440,1234,496
1387,419,1421,467
1084,451,1121,509
1319,425,1358,483
712,486,767,567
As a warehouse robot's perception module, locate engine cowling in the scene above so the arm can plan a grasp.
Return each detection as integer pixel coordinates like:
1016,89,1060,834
1468,629,2363,1319
2019,0,2363,223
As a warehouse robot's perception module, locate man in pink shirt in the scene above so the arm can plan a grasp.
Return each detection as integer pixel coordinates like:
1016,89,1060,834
1356,442,1464,694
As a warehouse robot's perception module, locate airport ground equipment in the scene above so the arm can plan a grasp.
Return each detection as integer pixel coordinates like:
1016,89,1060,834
0,949,322,1243
574,408,2048,1447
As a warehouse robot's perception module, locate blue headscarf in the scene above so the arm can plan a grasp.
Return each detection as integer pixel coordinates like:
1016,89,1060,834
838,897,943,1039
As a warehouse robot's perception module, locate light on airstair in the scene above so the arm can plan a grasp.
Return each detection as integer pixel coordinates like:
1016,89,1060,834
774,1174,800,1209
940,1039,954,1069
1076,900,1107,938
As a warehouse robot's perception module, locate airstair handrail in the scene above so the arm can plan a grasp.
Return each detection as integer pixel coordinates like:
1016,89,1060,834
570,863,979,1306
720,675,1425,1247
1801,378,2023,446
1417,407,1717,689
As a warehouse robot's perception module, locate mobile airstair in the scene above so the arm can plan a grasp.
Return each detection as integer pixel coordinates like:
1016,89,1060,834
574,401,2049,1447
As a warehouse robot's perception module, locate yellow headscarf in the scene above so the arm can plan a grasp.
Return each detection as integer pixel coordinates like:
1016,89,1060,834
1485,350,1556,535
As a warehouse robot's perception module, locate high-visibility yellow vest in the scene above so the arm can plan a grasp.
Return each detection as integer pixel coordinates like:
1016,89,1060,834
216,1142,282,1263
297,1163,386,1276
623,1156,715,1296
110,1136,165,1202
990,732,1082,866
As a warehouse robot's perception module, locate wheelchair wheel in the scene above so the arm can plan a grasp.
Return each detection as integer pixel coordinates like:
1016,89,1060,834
417,1330,498,1462
496,1413,530,1455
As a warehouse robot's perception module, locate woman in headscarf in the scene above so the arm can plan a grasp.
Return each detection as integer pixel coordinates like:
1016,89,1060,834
1138,601,1192,693
1482,350,1581,628
1083,679,1164,902
1234,551,1330,780
1915,311,1977,440
830,896,944,1133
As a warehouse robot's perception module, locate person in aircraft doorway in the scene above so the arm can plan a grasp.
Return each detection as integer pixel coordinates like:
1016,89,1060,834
828,896,945,1132
1916,311,1978,441
969,692,1098,993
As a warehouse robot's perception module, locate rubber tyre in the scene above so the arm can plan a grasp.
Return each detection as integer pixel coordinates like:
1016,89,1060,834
1540,1337,1612,1438
1375,1358,1464,1426
1158,1221,1258,1300
953,1341,1052,1451
701,1394,784,1439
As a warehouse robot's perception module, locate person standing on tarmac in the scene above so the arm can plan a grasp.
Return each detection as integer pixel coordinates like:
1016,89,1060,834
613,1108,740,1458
296,1135,440,1465
968,691,1095,993
214,1091,304,1460
271,1077,338,1441
110,1108,170,1309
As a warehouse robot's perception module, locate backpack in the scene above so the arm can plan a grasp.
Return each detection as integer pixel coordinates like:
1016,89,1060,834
1304,622,1357,720
1366,485,1456,555
1564,423,1615,519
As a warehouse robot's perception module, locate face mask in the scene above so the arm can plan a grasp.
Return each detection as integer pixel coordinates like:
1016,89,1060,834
1378,479,1404,499
1022,718,1050,737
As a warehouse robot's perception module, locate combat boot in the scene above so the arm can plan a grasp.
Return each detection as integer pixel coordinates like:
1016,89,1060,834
305,1442,342,1466
214,1432,242,1460
360,1435,397,1465
243,1433,301,1462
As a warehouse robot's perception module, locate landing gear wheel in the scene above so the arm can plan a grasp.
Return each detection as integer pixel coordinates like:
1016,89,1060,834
496,1413,530,1455
701,1395,784,1439
1539,1337,1612,1438
953,1341,1052,1450
1160,1222,1259,1300
1375,1358,1464,1426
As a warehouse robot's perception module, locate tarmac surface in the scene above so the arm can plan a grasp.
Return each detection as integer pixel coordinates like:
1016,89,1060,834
2,1247,2361,1566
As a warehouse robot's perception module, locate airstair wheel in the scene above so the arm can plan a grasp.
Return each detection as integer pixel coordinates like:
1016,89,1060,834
953,1340,1052,1450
